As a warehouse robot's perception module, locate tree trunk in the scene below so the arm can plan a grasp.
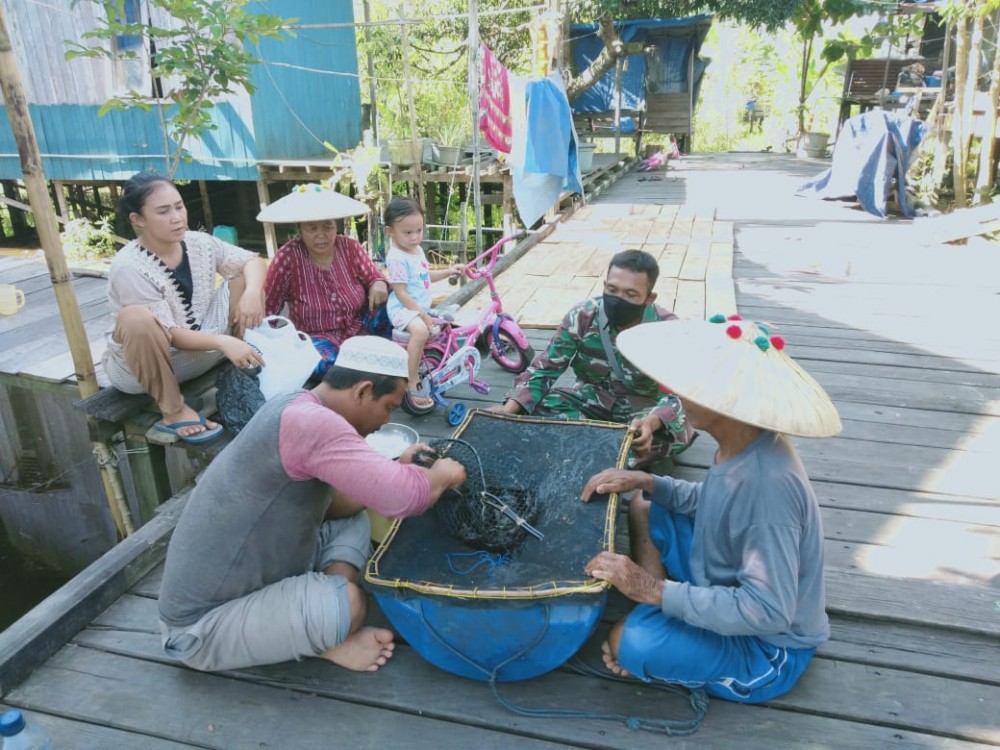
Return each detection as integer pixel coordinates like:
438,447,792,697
565,15,644,103
973,8,1000,204
960,7,984,201
798,34,813,135
952,12,970,207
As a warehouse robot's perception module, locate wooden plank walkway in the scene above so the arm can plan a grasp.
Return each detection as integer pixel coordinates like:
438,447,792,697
465,201,737,327
0,252,112,385
1,153,999,747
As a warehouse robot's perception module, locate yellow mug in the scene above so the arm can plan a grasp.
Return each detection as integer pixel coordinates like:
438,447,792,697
0,284,25,315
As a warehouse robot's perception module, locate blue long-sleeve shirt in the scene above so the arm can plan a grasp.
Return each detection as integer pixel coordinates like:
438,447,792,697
649,431,830,649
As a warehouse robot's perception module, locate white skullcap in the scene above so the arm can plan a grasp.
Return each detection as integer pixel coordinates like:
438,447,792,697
335,335,409,378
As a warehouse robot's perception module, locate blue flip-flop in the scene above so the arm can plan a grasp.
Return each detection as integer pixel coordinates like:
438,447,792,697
153,416,224,444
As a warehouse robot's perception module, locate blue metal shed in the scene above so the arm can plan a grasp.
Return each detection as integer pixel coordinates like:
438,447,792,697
570,16,712,144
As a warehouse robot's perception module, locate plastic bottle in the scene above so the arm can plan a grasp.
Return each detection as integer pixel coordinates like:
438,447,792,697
0,710,51,750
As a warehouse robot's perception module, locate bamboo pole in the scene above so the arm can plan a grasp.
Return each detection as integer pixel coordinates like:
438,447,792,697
0,5,133,538
398,9,425,211
363,0,380,143
468,0,482,259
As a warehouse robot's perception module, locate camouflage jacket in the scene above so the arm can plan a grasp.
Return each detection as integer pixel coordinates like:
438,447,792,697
506,297,692,453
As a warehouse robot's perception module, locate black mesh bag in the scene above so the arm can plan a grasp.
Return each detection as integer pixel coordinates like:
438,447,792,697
426,438,539,553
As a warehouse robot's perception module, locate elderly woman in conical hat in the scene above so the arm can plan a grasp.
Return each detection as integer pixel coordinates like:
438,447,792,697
258,183,391,376
580,316,841,704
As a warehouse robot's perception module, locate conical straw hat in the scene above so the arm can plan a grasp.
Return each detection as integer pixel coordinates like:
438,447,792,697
617,317,841,438
256,183,369,223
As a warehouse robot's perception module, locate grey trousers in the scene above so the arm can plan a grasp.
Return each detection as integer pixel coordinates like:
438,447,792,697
160,512,371,671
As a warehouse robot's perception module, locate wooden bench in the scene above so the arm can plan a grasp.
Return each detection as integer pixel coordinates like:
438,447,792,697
838,57,934,132
74,364,233,524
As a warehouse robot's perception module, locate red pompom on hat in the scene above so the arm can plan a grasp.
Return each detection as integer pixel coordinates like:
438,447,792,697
726,324,742,339
770,335,786,350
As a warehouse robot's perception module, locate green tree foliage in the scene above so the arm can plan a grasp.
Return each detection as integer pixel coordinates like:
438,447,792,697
572,0,805,31
565,1,814,101
66,0,289,177
788,0,878,134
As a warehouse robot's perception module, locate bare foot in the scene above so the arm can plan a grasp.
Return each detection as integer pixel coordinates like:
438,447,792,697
601,640,632,678
161,404,218,438
321,627,395,672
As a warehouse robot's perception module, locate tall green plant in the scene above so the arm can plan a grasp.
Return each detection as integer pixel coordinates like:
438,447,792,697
787,0,896,135
67,0,290,177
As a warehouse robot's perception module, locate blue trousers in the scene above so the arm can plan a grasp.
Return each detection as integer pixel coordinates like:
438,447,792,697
615,504,816,704
311,305,392,377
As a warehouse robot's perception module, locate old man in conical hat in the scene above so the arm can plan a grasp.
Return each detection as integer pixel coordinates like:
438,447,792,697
581,317,841,704
258,182,392,377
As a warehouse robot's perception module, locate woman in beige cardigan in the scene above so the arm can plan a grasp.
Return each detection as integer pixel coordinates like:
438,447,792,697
103,172,267,443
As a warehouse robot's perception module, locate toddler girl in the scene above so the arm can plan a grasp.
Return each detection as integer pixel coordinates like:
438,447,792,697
384,197,462,408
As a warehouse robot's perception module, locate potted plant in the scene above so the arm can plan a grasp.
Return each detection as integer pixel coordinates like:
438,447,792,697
432,121,470,167
386,136,429,167
801,131,830,158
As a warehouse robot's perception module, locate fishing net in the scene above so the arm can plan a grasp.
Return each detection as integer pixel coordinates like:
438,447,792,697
424,438,540,553
367,410,631,599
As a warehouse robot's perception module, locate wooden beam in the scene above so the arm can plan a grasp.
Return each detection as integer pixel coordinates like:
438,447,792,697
0,193,128,245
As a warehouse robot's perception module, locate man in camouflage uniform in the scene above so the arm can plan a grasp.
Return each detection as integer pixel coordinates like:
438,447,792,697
497,250,693,464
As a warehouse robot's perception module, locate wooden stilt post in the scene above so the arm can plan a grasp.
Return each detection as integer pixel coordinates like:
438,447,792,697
613,57,623,156
256,172,277,257
2,181,28,240
52,180,69,223
197,180,214,231
0,5,133,537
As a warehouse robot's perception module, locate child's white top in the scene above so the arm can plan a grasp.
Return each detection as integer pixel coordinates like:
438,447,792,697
386,243,432,321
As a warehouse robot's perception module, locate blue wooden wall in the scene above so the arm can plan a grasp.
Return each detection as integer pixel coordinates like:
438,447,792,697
249,1,362,161
0,0,361,182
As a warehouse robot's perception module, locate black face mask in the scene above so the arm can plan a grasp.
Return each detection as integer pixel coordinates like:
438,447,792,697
602,293,646,329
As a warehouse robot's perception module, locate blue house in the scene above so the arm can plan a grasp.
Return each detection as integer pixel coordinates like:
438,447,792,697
0,0,362,183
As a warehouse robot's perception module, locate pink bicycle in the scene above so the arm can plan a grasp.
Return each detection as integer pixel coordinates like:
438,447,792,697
396,233,535,420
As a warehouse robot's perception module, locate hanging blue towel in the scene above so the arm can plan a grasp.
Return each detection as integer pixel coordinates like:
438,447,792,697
512,73,583,227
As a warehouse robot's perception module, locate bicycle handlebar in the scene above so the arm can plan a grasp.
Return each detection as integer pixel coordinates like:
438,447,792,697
462,231,528,281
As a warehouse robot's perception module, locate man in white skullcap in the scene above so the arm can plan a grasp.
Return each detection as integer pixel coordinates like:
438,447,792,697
580,318,841,704
158,335,467,673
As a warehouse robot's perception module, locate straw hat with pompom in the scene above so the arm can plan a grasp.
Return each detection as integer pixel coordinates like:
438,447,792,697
256,182,369,224
617,316,841,438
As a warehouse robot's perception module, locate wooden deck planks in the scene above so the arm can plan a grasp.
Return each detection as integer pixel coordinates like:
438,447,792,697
63,614,996,749
2,154,999,748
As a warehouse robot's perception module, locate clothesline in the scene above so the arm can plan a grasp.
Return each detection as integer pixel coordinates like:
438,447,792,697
288,4,544,31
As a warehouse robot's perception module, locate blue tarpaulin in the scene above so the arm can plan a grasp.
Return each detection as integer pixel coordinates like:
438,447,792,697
570,16,711,118
797,111,927,218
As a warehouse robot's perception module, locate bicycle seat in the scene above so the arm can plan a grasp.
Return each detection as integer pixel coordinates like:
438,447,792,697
392,324,442,343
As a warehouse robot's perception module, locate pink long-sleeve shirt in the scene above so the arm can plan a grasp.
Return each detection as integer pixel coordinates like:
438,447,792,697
278,391,431,518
